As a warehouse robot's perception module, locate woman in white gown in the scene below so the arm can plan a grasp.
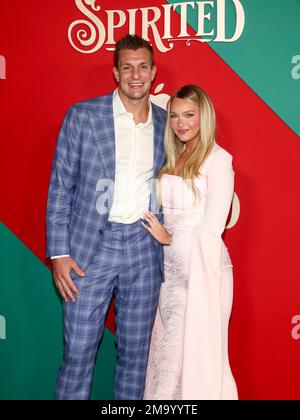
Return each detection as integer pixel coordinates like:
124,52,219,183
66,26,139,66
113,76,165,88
142,84,238,400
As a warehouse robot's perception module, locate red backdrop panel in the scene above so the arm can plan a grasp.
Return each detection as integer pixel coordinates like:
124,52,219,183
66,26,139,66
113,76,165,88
1,0,300,399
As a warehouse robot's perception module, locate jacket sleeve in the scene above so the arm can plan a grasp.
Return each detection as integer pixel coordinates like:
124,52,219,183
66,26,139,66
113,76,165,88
182,150,235,399
46,106,81,258
199,151,234,239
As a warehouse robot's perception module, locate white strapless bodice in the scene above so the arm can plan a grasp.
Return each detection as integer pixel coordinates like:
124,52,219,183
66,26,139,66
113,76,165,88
160,173,207,230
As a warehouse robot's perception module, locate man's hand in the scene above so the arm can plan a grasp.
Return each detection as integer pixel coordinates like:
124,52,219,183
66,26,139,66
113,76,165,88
142,211,172,245
52,256,85,302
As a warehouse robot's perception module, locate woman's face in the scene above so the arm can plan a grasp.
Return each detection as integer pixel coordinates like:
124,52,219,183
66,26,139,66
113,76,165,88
169,97,200,145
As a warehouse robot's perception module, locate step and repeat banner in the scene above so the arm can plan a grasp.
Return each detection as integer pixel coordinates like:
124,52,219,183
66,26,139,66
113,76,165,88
0,0,300,400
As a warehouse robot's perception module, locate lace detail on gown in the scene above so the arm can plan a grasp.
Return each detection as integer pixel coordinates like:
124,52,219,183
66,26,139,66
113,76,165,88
144,174,203,400
144,223,195,399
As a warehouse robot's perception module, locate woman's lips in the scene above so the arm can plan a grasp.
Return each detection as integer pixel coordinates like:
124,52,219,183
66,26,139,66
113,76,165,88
177,129,189,135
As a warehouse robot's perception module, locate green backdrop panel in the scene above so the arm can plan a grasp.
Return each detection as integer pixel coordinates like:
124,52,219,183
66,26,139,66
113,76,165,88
0,222,115,400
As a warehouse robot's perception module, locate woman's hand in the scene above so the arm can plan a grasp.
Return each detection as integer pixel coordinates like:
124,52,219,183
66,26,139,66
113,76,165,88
142,211,172,245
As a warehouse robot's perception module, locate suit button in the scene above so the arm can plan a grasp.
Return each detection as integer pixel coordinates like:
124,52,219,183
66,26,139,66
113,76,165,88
99,229,103,235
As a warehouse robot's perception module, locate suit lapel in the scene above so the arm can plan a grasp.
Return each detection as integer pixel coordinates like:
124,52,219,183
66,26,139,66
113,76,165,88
150,103,166,214
152,103,166,178
91,93,116,182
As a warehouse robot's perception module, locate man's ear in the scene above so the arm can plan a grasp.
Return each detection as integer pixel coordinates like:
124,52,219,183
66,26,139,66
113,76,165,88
113,66,119,82
151,64,157,82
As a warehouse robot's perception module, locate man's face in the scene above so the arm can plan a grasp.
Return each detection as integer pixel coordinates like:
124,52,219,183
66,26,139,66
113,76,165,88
113,48,157,101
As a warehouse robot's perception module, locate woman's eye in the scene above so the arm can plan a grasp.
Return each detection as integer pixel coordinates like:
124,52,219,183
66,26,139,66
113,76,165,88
186,113,194,118
170,114,177,119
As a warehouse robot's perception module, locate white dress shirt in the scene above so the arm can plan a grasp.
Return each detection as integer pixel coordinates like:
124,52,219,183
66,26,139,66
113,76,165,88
51,89,154,258
108,89,154,223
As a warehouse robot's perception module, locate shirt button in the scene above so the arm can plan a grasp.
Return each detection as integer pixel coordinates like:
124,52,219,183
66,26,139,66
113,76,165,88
99,229,103,235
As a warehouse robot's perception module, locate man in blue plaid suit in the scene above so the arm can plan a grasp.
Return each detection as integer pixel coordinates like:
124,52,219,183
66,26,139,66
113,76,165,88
46,34,170,400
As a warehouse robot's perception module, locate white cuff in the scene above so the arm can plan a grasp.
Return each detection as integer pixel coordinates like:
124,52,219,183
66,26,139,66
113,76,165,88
50,255,70,259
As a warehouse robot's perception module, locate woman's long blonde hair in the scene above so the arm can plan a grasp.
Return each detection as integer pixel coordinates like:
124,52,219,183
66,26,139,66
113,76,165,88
158,84,216,201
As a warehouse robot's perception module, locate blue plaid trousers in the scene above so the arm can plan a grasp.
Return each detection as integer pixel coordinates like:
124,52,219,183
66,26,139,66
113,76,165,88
55,220,162,400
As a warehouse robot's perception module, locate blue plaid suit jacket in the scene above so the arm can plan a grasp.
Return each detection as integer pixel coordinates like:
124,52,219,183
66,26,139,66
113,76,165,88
46,92,167,275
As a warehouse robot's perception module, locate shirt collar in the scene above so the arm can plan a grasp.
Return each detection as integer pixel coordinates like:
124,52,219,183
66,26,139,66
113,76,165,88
113,89,153,127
